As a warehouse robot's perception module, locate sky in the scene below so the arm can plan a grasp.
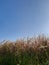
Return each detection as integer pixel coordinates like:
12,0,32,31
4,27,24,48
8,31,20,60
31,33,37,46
0,0,49,41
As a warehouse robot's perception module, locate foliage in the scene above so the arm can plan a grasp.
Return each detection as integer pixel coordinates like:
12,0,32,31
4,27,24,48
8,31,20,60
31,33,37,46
0,35,49,65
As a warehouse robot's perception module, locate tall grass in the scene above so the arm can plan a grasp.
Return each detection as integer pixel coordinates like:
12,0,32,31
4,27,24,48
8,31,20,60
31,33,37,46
0,35,49,65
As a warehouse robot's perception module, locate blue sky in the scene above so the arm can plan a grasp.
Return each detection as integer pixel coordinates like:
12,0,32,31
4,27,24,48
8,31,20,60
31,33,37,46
0,0,49,41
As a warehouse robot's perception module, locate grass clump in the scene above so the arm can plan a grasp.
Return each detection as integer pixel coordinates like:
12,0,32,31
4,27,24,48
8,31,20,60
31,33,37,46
0,35,49,65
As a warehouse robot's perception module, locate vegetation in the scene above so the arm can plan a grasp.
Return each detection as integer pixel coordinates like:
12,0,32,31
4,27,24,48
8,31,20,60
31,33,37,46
0,35,49,65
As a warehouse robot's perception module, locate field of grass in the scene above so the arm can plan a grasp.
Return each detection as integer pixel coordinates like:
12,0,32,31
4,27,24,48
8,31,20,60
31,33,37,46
0,35,49,65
